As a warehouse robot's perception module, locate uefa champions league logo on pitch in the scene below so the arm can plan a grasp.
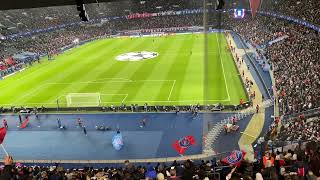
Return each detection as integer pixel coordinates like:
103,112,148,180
116,51,159,61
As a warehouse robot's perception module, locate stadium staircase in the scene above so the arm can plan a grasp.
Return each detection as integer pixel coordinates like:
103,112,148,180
203,99,274,153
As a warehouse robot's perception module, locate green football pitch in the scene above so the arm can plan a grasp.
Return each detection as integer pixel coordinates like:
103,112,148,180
0,33,247,107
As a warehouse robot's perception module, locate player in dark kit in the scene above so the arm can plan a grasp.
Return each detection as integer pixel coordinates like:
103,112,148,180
140,118,147,128
57,118,62,129
18,114,22,124
83,126,87,136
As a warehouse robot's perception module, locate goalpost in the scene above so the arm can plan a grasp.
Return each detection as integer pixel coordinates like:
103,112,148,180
66,93,101,107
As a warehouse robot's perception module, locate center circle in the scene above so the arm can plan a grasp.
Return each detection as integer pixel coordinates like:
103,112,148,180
116,51,159,62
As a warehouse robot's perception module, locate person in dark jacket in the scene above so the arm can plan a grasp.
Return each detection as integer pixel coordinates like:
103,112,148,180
0,155,13,180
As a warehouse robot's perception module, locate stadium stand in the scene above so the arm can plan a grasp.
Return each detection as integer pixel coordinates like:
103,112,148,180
225,14,320,115
0,139,320,179
261,0,320,26
277,116,320,142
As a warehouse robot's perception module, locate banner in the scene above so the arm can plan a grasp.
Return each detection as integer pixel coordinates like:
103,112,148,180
249,0,261,18
20,117,30,129
172,135,196,155
222,150,246,166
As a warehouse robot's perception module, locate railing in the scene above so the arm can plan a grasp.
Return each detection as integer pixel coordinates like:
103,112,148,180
203,99,274,153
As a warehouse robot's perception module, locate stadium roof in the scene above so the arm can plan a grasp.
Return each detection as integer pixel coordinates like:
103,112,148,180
1,0,120,10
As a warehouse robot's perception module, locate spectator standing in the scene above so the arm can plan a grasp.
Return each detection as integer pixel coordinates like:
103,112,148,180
2,119,8,129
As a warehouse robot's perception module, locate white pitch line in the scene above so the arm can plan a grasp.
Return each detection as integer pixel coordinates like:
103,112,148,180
137,80,175,82
216,33,231,101
121,94,129,103
46,79,175,85
100,93,129,96
92,77,132,82
167,80,176,101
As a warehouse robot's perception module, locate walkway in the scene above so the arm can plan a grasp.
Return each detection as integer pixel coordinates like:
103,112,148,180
226,33,266,161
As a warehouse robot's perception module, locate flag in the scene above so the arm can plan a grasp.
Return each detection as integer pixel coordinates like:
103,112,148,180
249,0,261,18
20,117,30,129
222,150,246,166
0,127,7,144
172,135,196,155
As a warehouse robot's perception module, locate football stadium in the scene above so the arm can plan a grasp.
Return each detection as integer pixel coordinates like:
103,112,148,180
0,0,319,179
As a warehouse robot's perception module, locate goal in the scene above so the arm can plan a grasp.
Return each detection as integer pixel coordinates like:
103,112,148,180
66,93,101,107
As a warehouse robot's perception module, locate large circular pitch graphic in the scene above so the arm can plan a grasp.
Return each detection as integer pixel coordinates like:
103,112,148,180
116,51,159,62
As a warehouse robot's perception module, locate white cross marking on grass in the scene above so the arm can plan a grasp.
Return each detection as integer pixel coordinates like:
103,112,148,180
216,33,231,101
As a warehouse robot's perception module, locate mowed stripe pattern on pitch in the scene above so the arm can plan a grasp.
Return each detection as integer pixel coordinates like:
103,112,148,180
0,34,247,107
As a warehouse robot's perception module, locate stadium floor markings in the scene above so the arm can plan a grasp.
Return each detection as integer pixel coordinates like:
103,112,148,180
216,33,231,101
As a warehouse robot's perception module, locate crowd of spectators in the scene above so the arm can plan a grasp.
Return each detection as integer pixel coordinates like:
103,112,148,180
0,0,201,36
225,12,320,115
0,140,319,179
277,116,320,142
261,0,320,26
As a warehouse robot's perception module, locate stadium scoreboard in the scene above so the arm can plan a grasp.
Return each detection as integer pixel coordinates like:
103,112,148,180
234,9,245,18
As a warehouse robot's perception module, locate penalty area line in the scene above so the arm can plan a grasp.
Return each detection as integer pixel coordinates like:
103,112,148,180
167,80,176,101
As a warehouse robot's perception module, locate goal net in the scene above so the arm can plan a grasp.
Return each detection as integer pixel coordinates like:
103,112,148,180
66,93,101,107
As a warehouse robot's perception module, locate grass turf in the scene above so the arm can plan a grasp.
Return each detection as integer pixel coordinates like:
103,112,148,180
0,33,247,107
